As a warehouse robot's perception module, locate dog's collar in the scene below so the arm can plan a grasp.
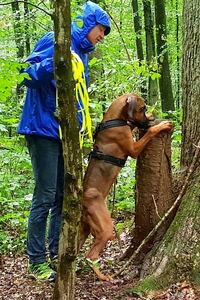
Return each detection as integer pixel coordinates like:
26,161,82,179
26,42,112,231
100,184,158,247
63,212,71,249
89,150,127,168
93,119,135,139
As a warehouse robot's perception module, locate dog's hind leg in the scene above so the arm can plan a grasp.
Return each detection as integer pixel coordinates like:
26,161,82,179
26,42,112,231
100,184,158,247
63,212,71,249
79,218,91,251
84,199,115,281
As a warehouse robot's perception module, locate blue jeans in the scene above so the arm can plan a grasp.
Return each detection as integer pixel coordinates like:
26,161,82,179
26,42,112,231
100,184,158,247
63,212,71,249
26,135,64,264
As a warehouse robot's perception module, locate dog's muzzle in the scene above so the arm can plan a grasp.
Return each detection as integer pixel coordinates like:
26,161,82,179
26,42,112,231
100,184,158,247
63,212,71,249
133,119,150,130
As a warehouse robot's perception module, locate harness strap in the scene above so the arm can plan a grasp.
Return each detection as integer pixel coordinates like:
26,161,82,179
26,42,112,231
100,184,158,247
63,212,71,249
89,150,127,168
93,119,131,139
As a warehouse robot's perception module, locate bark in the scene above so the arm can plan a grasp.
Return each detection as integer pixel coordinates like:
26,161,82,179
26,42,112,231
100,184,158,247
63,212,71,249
131,0,146,96
132,0,144,61
11,0,24,59
123,129,174,260
137,164,200,291
24,0,30,55
181,1,200,168
175,0,180,109
11,1,24,97
143,0,159,105
131,0,200,293
154,0,175,112
53,1,82,299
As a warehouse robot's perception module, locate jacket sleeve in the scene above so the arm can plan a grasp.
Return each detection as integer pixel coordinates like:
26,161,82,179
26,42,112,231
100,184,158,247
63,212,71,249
22,58,54,88
22,32,54,88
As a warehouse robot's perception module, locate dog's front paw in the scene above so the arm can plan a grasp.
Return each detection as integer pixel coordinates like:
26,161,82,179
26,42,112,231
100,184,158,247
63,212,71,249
158,120,173,132
148,120,173,136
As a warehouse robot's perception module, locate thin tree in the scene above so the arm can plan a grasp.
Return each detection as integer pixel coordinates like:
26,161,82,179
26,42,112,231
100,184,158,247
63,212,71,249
11,0,24,59
52,0,82,299
143,0,159,105
24,0,30,55
175,0,180,109
131,0,146,96
132,0,144,61
154,0,175,112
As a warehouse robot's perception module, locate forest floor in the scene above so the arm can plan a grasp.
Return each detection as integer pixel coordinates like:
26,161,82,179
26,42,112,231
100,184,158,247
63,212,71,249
1,230,200,300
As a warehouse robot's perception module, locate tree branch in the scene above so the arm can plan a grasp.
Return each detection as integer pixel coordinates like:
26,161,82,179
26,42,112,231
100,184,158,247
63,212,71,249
114,139,200,278
102,1,131,62
0,1,53,17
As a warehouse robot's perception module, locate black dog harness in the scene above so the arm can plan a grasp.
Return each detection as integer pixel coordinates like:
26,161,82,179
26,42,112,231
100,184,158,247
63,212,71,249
90,119,135,168
93,119,131,139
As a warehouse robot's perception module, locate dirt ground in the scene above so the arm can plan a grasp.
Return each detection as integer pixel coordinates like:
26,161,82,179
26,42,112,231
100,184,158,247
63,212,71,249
1,234,200,299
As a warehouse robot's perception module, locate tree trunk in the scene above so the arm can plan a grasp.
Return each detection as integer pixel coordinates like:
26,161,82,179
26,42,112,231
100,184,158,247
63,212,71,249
131,0,200,294
53,1,82,299
11,1,24,59
123,129,174,260
181,1,200,168
131,0,146,97
154,0,175,112
137,164,200,292
175,0,180,109
132,0,144,61
11,0,24,98
143,0,159,105
24,0,30,56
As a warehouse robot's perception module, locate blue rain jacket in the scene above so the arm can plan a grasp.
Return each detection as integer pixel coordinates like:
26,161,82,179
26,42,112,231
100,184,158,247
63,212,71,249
18,1,110,140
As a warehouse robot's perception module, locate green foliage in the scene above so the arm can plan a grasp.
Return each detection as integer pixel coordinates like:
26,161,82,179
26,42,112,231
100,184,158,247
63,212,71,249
116,159,136,208
127,276,160,297
0,136,33,254
116,219,133,234
107,158,136,214
0,59,25,100
0,0,184,256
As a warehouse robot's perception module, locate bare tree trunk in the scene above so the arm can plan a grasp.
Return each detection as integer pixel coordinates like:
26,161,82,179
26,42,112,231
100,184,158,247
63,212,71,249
11,0,24,59
11,1,24,98
131,0,200,294
138,164,200,291
143,0,159,105
154,0,175,112
175,0,180,109
132,0,144,61
131,0,146,97
181,1,200,168
24,0,30,55
53,0,82,299
122,129,174,260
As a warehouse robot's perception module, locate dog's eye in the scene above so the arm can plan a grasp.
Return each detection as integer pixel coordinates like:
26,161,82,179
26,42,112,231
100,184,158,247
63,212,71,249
140,106,146,112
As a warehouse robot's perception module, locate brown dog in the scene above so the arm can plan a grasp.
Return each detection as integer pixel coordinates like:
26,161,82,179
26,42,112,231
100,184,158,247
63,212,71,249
79,93,172,281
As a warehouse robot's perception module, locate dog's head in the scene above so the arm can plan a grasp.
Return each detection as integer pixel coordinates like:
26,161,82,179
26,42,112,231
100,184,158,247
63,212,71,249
123,94,151,129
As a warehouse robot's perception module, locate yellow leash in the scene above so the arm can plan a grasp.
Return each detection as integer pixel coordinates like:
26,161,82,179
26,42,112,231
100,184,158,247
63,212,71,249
56,51,93,148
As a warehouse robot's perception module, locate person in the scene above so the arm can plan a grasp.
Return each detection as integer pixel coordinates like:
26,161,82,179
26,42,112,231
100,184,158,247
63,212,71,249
18,1,111,281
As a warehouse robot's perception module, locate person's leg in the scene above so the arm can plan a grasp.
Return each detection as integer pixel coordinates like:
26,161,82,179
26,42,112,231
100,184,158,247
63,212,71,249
26,135,61,264
48,146,64,258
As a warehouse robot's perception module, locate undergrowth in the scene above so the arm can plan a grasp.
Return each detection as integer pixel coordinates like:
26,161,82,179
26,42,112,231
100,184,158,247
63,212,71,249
0,117,181,255
0,135,33,255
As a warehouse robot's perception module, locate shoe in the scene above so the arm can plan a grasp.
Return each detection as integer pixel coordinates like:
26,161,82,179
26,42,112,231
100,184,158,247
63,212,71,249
28,262,56,281
50,255,58,271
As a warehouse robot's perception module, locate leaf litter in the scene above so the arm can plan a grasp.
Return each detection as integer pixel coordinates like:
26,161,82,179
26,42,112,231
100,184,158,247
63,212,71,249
0,231,199,299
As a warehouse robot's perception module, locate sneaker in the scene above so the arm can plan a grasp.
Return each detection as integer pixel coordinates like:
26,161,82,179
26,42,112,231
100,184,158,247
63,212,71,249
28,262,56,281
50,255,58,271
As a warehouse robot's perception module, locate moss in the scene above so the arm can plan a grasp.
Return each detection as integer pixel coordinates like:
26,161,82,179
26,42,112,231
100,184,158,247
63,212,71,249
191,244,200,286
191,270,200,286
127,276,161,297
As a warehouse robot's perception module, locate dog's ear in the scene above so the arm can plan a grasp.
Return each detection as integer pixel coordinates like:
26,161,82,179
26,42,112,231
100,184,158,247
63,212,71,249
126,96,137,118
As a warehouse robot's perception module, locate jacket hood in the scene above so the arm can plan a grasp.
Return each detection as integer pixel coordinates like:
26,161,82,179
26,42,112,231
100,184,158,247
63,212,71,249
71,1,111,54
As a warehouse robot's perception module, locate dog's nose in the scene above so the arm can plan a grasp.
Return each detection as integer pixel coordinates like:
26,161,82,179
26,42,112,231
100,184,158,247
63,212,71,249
146,113,155,121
